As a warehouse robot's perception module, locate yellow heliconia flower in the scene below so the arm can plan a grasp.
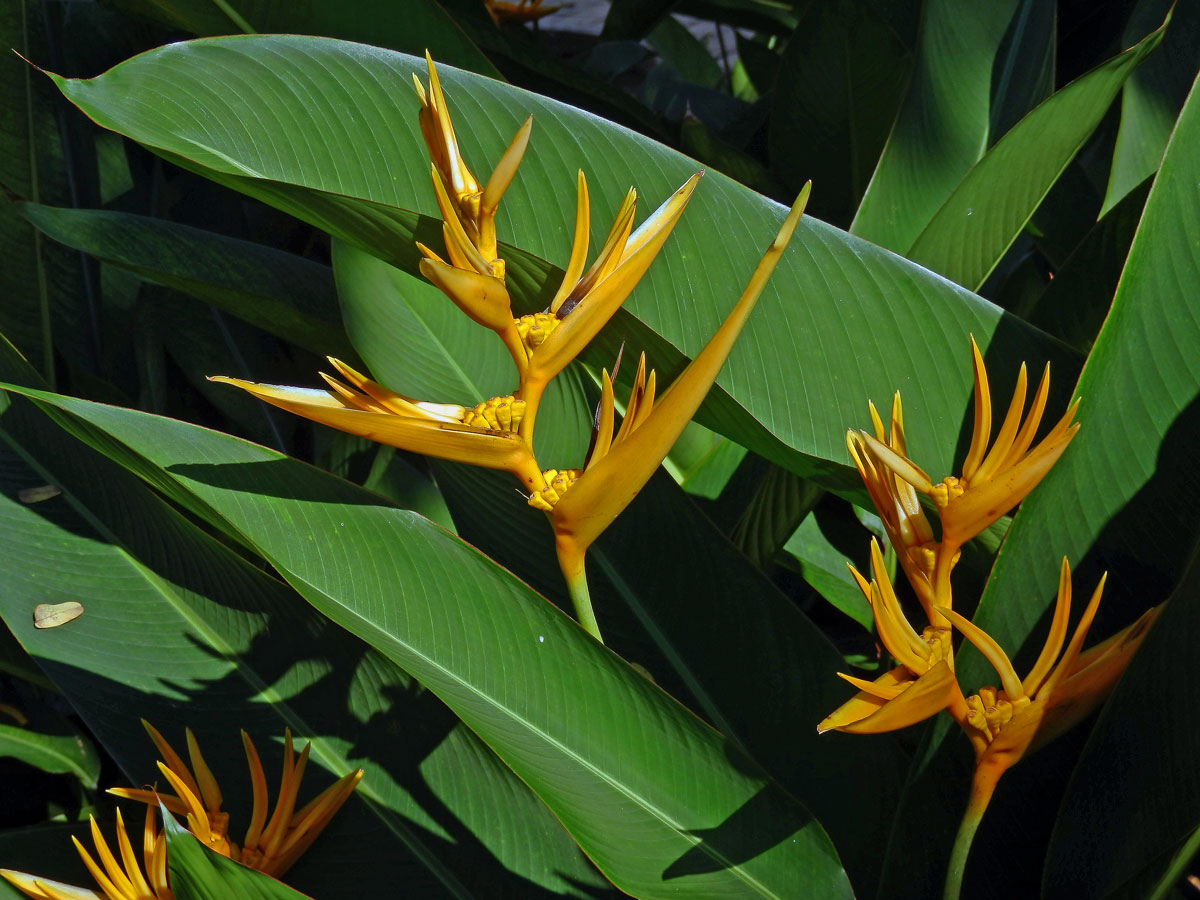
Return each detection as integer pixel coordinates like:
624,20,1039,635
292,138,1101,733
412,52,531,274
513,170,702,440
818,539,966,735
109,721,363,880
1,806,170,900
413,54,533,365
933,562,1161,897
485,0,563,27
529,184,809,639
937,560,1161,783
845,393,943,623
851,336,1079,614
210,357,546,492
820,551,1159,770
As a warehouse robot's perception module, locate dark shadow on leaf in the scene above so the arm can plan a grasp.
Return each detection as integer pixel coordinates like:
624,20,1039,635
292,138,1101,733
0,396,612,899
662,781,816,880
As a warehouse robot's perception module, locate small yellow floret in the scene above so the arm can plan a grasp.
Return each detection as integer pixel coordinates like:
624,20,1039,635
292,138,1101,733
460,396,526,432
527,468,581,511
515,313,560,350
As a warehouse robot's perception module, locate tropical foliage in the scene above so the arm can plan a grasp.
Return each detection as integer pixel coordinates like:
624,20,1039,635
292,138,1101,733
1,1,1198,899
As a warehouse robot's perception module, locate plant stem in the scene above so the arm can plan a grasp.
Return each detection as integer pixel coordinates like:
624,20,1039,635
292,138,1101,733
944,765,1001,900
565,566,603,644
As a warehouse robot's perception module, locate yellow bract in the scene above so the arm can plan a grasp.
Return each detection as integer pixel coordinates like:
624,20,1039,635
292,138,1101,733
412,52,531,273
824,338,1158,835
539,185,810,586
109,721,362,880
818,540,964,735
1,807,169,900
212,55,809,640
210,358,545,493
514,170,702,440
938,560,1161,773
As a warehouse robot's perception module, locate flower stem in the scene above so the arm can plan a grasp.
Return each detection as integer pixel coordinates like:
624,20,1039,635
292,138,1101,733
565,566,603,643
944,764,1002,900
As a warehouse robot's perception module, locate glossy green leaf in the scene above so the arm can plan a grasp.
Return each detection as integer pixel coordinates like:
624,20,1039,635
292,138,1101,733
907,17,1165,289
19,203,353,360
781,508,872,630
969,66,1200,722
1042,543,1200,899
0,718,99,788
0,341,607,900
430,459,904,898
1101,0,1200,216
768,0,911,224
44,35,1079,484
850,0,1020,251
164,811,314,900
4,383,855,899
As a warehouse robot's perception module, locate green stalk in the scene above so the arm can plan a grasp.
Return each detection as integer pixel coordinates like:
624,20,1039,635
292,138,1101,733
944,765,1001,900
565,566,603,644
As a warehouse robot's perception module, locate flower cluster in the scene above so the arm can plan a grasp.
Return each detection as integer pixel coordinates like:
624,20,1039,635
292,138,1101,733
1,723,362,900
821,338,1160,891
213,55,809,642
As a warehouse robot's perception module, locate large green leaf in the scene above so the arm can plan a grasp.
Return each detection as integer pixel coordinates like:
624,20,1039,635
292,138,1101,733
1101,0,1200,216
849,0,1020,251
969,68,1200,729
18,203,353,360
43,36,1079,483
994,64,1200,900
164,812,314,900
906,17,1166,290
1042,542,1200,899
0,343,607,899
429,459,904,898
3,383,855,899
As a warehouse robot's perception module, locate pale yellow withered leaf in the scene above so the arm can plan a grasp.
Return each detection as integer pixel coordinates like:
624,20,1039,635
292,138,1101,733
33,602,84,629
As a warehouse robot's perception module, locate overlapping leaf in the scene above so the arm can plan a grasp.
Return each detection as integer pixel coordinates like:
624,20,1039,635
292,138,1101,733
907,17,1166,289
0,340,606,900
1,378,854,899
850,0,1020,251
876,66,1200,900
43,36,1078,482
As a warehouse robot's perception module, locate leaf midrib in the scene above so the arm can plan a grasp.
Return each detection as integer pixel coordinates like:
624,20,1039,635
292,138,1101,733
276,566,793,900
0,422,479,900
